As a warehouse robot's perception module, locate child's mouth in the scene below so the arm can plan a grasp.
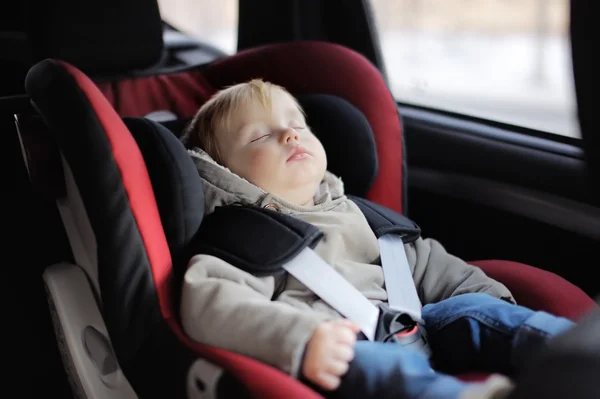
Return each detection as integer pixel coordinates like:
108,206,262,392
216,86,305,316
287,147,311,161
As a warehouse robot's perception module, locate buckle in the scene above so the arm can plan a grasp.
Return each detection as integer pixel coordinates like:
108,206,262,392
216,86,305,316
379,311,431,357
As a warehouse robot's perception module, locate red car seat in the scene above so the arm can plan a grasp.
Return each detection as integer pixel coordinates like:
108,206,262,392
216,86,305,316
22,42,596,399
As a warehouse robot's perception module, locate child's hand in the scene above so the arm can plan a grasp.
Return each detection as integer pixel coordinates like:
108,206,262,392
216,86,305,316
302,319,361,391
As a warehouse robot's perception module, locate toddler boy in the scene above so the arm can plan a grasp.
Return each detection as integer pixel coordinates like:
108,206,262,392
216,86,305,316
180,79,574,399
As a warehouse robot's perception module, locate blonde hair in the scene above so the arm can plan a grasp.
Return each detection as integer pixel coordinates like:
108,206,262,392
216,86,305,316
181,79,300,164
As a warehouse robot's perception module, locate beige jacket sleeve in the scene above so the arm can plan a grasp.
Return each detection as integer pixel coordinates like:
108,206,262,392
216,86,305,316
180,254,325,377
406,237,515,304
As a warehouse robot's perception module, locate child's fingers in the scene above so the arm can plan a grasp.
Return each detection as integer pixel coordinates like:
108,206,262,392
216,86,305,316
334,327,358,345
316,372,341,391
332,344,355,362
333,319,361,332
324,358,350,377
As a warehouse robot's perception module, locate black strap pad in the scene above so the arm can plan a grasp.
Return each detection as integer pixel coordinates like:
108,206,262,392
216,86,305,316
188,197,420,276
349,196,421,243
188,205,323,276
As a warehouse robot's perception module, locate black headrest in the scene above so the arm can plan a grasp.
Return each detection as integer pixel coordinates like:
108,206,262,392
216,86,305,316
296,94,377,197
123,117,204,278
26,0,164,76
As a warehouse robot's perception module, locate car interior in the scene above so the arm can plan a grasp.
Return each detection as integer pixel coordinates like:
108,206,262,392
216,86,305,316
4,0,599,398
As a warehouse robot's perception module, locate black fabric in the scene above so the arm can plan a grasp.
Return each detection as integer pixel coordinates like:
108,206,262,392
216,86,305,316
570,0,600,204
25,59,163,378
3,96,73,397
237,0,387,82
158,118,192,139
296,93,378,197
0,3,30,95
189,205,324,276
26,0,164,76
124,117,204,278
349,195,420,242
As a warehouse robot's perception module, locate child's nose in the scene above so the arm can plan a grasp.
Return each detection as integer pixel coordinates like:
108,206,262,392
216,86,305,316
280,128,299,144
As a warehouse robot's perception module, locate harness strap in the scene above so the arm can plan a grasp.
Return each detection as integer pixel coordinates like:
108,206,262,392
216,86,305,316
379,235,423,322
283,236,423,340
283,248,379,340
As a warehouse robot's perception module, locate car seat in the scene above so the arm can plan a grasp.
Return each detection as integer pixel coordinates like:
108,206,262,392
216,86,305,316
36,32,597,317
21,37,597,398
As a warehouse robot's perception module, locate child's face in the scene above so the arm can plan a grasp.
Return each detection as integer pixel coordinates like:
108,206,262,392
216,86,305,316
215,88,327,205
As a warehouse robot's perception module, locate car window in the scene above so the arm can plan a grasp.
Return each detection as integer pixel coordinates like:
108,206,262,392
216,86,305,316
157,0,238,55
371,0,578,138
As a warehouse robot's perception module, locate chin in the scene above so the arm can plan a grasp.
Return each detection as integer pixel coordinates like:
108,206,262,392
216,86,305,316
289,170,322,186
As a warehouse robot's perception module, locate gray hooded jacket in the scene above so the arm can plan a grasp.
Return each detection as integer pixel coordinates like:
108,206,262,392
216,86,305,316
180,148,513,378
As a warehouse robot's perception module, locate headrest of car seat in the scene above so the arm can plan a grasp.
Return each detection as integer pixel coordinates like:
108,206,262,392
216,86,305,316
295,94,377,197
26,0,164,76
123,117,204,274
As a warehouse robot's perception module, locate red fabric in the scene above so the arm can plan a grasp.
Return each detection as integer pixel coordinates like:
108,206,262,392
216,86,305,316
63,61,321,399
471,260,598,320
457,372,491,382
96,69,215,118
167,317,323,399
201,42,403,213
62,61,174,321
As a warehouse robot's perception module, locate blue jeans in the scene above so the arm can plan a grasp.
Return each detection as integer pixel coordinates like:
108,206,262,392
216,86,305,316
326,293,575,399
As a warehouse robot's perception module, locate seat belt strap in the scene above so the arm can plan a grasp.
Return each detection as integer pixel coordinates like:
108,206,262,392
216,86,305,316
283,235,423,340
378,235,423,323
283,248,379,340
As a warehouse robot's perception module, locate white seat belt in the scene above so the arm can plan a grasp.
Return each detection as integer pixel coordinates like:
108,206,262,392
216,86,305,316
283,234,423,341
283,248,379,340
378,235,423,322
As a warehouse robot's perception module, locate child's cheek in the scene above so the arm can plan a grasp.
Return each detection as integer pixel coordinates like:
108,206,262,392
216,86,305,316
250,147,277,168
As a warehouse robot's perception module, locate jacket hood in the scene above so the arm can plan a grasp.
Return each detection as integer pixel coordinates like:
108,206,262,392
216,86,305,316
188,147,346,215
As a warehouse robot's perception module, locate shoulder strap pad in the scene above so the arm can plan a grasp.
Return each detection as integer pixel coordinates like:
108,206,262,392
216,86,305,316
349,195,421,243
189,205,324,276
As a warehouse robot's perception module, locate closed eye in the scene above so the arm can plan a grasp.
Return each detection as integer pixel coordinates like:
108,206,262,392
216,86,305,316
250,133,271,143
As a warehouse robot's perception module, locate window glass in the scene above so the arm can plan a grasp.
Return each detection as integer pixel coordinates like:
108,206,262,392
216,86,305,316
371,0,579,138
157,0,238,55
